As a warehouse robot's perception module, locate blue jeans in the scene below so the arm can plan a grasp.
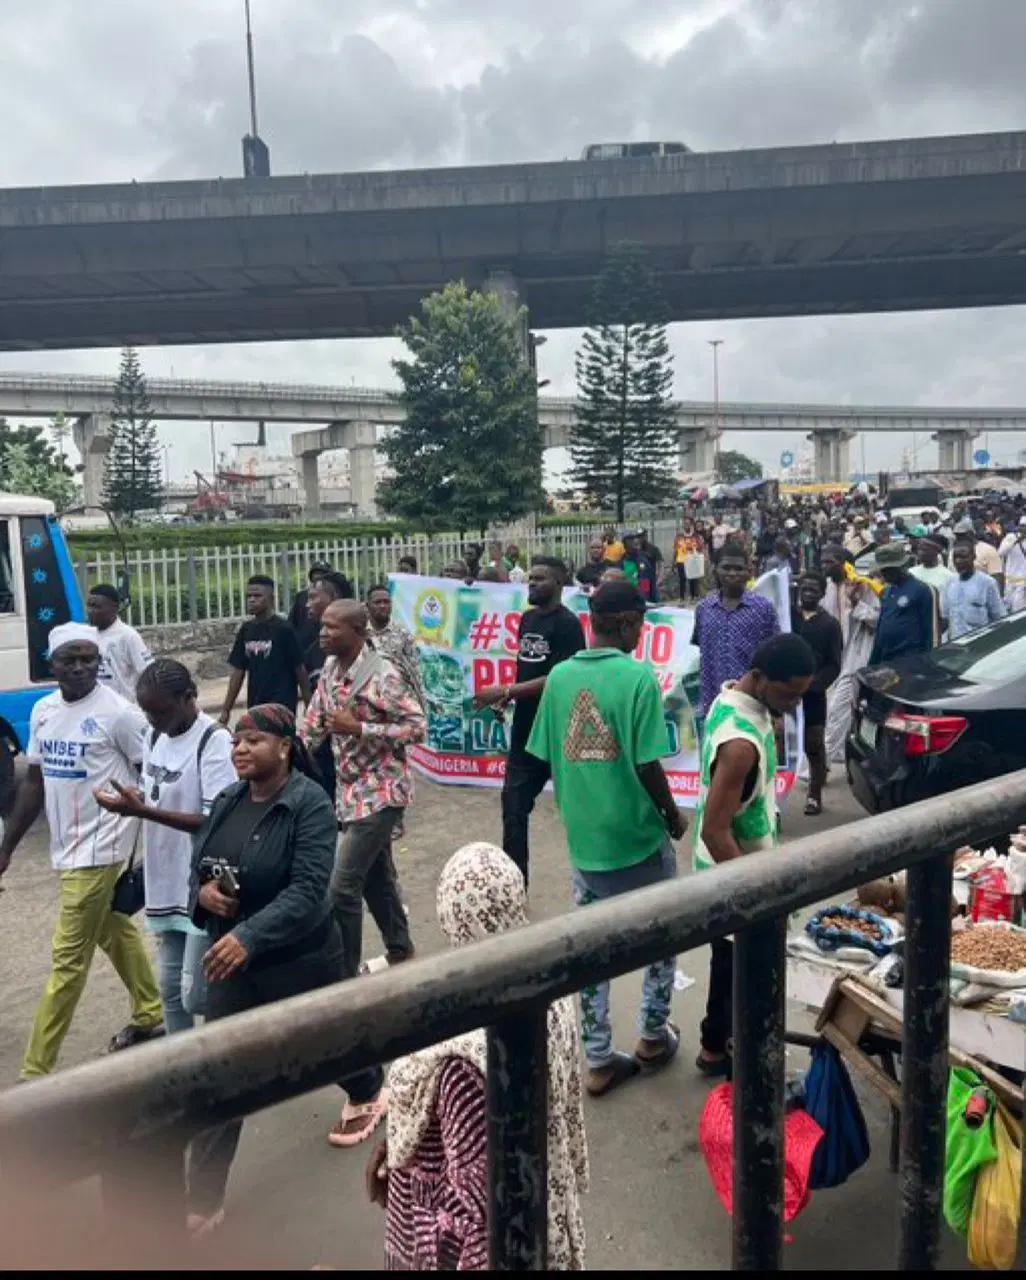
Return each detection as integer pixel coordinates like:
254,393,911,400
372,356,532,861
156,929,209,1034
571,838,677,1069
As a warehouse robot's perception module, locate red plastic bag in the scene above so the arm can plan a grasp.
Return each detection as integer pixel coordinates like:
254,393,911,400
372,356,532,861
700,1083,824,1229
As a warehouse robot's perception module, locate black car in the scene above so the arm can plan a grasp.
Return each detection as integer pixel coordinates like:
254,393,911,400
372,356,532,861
847,612,1026,814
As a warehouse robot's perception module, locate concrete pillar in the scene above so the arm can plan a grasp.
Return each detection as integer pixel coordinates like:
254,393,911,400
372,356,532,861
808,428,855,483
300,452,321,520
71,413,112,509
933,428,979,471
348,422,378,518
679,426,718,477
349,445,377,518
483,268,529,362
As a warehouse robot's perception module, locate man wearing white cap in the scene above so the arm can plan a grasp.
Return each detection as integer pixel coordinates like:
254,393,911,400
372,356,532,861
999,517,1026,613
0,622,164,1078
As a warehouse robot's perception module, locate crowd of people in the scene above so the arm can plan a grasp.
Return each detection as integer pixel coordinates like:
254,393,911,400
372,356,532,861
2,485,1021,1266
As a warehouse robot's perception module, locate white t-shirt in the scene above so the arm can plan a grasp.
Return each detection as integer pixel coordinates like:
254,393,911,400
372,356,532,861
27,684,148,870
141,712,237,926
97,618,153,703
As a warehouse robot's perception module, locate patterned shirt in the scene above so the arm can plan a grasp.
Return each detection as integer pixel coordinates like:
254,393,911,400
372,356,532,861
369,620,424,705
300,644,426,823
692,591,780,717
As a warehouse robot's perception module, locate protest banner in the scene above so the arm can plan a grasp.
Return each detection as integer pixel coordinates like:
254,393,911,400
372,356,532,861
389,570,798,806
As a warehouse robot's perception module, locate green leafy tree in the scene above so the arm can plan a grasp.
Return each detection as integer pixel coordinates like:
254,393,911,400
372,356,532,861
570,242,678,520
718,449,763,484
378,282,543,534
104,346,164,519
0,418,76,510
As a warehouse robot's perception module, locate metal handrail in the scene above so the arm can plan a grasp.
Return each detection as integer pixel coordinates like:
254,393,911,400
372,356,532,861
3,771,1026,1269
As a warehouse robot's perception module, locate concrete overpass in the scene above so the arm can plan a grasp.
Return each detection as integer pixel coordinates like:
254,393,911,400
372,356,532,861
3,371,1025,512
4,130,1026,350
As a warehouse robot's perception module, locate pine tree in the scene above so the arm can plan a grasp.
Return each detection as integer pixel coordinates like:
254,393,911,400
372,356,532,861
378,282,543,534
571,242,678,520
104,346,164,519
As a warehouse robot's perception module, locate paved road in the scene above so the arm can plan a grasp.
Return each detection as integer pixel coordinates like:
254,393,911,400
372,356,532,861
0,769,966,1270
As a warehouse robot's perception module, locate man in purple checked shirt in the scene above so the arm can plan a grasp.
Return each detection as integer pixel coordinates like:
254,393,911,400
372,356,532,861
692,542,780,729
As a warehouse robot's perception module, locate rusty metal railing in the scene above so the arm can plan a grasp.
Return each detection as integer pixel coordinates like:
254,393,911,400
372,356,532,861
3,772,1026,1270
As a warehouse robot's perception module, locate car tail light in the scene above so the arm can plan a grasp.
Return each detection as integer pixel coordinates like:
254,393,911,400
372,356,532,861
884,712,968,757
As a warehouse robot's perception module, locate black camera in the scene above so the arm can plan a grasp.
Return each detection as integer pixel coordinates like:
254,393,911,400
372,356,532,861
198,856,240,897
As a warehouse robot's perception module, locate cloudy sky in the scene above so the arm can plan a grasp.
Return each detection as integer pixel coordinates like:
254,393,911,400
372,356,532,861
3,0,1026,481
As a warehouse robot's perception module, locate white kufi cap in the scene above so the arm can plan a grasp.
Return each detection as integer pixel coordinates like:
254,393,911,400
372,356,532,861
47,622,99,656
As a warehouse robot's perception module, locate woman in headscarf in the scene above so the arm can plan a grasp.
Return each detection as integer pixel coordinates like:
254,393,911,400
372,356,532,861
366,842,589,1271
186,704,387,1237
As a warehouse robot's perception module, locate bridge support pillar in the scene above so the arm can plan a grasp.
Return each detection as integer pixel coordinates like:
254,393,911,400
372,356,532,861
71,413,112,509
483,269,528,362
808,428,855,483
301,452,321,520
679,426,719,478
933,428,978,471
349,440,377,518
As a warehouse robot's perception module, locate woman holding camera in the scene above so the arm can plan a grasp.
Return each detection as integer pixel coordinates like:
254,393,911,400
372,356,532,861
186,703,386,1237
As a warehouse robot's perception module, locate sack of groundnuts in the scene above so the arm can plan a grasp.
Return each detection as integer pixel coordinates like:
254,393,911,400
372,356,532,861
950,921,1026,988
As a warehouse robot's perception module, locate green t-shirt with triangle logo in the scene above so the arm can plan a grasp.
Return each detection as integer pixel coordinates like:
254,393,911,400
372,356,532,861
527,648,671,871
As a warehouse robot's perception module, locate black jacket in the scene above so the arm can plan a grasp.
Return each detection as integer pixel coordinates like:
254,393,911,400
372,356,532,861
189,769,336,966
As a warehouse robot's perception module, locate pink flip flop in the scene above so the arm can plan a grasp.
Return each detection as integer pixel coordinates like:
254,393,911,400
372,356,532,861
327,1089,388,1148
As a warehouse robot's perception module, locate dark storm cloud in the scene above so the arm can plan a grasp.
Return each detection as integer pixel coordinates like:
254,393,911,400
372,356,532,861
4,0,1026,475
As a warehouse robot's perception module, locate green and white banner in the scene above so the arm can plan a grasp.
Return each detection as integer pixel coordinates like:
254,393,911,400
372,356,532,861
389,570,797,806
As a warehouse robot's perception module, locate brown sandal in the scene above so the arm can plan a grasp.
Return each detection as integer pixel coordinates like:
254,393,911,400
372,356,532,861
586,1051,641,1097
635,1021,680,1072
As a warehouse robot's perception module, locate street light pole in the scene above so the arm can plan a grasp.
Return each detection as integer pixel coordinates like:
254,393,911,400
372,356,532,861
708,339,724,477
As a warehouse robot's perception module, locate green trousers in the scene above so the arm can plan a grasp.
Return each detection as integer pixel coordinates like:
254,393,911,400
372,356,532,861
22,863,163,1078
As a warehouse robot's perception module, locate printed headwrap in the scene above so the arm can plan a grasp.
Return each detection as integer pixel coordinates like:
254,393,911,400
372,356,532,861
235,703,297,737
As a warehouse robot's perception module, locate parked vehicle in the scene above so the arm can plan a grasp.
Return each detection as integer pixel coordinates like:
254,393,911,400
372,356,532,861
0,493,86,809
846,612,1026,814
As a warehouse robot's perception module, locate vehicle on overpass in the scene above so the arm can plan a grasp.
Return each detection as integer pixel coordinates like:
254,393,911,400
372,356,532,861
0,493,85,806
581,141,691,160
847,611,1026,814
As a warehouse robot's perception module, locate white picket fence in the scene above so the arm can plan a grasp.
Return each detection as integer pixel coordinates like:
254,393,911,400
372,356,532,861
73,522,680,627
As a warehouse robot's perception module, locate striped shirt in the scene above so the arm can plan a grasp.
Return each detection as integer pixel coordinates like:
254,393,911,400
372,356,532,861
385,1057,488,1271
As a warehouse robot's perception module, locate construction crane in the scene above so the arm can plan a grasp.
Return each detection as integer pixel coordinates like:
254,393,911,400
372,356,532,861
189,470,232,521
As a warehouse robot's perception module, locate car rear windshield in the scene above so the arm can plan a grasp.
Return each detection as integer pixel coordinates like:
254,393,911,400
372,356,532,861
929,613,1026,682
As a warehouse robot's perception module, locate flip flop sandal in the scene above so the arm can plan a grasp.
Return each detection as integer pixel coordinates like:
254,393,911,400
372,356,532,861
804,798,823,816
108,1022,166,1053
695,1051,731,1078
186,1208,225,1240
586,1051,641,1097
327,1089,389,1148
635,1021,681,1073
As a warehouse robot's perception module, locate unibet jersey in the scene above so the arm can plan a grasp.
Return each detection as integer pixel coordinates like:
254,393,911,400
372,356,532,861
27,683,148,870
96,618,154,703
692,683,778,873
527,648,670,872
